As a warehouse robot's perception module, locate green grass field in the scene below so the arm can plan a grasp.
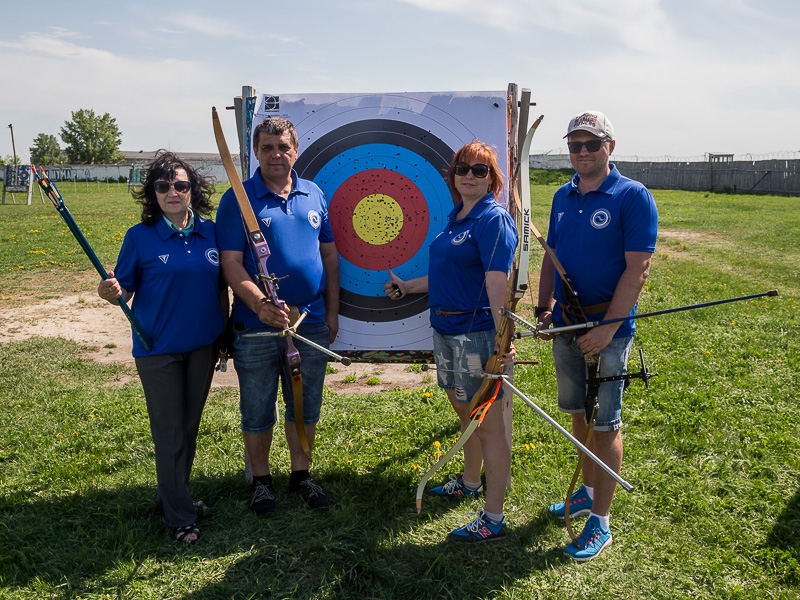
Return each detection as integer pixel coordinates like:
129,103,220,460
0,183,798,599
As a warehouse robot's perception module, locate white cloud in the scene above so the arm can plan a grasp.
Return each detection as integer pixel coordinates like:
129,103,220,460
0,29,241,157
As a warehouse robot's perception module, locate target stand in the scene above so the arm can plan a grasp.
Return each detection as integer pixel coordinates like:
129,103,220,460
2,164,34,205
232,86,531,364
231,85,537,487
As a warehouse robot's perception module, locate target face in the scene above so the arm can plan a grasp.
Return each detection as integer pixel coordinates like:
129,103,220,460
251,92,508,353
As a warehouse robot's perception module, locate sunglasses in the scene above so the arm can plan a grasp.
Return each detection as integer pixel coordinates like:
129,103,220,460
566,139,606,154
453,162,490,178
154,180,191,194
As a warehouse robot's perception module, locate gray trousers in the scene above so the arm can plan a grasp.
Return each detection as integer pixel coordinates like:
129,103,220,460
135,344,215,529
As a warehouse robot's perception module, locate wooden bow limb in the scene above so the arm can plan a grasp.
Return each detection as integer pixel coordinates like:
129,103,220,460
33,165,153,352
415,382,500,513
212,106,312,460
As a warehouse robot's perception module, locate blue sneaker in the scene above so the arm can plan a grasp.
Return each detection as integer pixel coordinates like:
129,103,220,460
563,515,612,561
430,475,483,499
449,510,507,543
548,485,592,520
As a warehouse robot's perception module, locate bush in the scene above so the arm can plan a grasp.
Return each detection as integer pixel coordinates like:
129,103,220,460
529,168,573,186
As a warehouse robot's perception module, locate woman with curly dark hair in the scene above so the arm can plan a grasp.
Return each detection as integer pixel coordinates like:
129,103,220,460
98,151,228,543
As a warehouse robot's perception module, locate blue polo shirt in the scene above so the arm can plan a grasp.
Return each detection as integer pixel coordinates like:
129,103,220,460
546,164,658,337
427,193,517,335
114,216,225,357
216,168,334,329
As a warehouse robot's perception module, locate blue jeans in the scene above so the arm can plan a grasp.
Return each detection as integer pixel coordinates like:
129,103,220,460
233,322,329,433
552,334,633,432
433,328,504,404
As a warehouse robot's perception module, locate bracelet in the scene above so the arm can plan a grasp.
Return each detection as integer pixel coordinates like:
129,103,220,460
533,306,551,318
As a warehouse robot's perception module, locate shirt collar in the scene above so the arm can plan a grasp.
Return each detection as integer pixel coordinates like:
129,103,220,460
162,206,195,234
252,168,310,201
448,193,497,222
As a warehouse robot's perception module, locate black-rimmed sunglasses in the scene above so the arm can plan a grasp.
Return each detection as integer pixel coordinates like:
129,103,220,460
453,162,490,178
566,139,606,154
154,180,191,194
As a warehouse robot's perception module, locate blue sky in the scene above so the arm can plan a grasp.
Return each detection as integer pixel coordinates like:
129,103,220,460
2,0,798,162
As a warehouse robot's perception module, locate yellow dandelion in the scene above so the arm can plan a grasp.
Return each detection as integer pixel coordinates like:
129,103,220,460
433,441,441,448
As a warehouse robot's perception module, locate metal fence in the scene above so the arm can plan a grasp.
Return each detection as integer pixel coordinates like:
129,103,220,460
615,159,800,196
530,155,800,196
0,162,233,184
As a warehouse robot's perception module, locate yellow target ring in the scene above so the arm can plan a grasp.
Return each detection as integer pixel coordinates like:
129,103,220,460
352,194,403,244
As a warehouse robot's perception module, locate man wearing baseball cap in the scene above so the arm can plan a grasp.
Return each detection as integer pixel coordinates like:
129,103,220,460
536,110,658,561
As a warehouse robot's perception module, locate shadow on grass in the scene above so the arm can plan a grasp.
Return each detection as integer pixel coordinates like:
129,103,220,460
182,466,564,600
0,467,564,599
765,486,800,587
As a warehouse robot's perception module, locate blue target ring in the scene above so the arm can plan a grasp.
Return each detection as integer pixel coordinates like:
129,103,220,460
295,119,456,323
313,144,450,296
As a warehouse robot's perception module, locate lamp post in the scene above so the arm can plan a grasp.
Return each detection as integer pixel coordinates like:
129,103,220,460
8,123,17,165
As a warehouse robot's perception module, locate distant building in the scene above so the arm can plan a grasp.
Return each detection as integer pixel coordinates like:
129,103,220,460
708,153,734,163
121,151,237,166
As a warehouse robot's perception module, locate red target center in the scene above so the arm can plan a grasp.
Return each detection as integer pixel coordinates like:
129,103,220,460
330,169,429,270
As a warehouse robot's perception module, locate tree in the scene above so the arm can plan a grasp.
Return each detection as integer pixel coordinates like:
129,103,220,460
60,109,125,164
30,133,66,165
0,154,21,166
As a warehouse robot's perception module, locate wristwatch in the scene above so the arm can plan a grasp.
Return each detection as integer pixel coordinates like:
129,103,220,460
534,306,551,318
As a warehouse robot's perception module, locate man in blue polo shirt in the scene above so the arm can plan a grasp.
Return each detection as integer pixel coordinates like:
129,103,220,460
216,117,340,516
536,111,658,561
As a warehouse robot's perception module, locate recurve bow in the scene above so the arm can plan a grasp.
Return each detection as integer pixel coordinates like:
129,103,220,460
212,107,311,460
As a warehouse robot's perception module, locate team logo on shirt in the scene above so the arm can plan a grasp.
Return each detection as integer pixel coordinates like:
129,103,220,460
206,248,220,266
590,209,611,229
159,254,169,264
451,231,469,245
557,211,565,222
308,210,321,229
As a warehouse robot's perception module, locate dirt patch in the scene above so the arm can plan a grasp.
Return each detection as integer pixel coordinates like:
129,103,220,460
659,230,712,241
0,294,431,393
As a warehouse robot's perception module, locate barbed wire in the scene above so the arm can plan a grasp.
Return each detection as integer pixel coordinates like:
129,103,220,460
533,149,800,163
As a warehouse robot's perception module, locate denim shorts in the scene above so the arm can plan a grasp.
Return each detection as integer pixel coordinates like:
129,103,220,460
552,334,633,432
232,322,329,433
433,328,505,404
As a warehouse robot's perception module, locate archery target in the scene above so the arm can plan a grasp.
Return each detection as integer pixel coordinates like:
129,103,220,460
251,92,508,352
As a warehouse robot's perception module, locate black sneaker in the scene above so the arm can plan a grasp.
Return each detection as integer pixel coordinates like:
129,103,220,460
292,477,330,510
250,481,276,516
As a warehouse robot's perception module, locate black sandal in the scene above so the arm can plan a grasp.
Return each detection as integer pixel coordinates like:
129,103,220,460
173,523,200,544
